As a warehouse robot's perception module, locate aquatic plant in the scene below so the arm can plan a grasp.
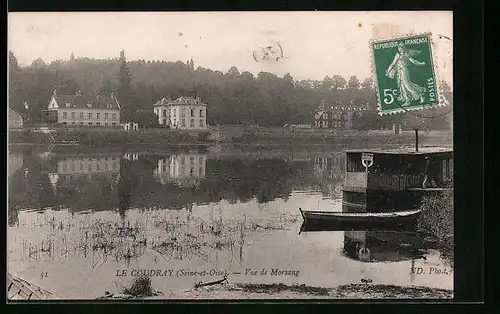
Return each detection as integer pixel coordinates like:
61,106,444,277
418,187,453,266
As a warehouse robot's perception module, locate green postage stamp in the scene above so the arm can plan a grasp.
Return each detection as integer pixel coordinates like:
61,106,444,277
371,33,440,115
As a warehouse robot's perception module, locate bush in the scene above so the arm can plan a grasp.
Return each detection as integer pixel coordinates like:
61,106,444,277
122,276,153,297
418,187,454,266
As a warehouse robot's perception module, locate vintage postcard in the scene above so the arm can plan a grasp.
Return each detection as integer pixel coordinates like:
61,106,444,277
7,11,453,300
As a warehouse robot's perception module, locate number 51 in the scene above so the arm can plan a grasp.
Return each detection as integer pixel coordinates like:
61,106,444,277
383,89,399,105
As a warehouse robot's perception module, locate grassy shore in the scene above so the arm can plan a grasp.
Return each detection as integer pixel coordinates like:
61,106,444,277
99,282,453,300
8,128,211,146
9,126,452,148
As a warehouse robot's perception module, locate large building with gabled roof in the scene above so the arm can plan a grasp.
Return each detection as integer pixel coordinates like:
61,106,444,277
45,89,121,126
153,96,207,130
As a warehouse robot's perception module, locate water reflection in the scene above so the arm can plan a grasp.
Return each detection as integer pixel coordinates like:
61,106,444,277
9,153,24,178
342,230,429,263
8,149,347,216
8,147,453,298
154,154,207,187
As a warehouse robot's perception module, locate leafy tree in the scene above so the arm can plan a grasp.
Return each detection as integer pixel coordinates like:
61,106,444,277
347,76,360,90
361,77,374,90
331,75,347,90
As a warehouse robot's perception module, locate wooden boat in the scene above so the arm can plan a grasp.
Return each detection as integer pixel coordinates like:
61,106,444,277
7,273,53,300
299,207,421,226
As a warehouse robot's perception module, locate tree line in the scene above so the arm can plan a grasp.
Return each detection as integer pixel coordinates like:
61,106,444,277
8,50,451,130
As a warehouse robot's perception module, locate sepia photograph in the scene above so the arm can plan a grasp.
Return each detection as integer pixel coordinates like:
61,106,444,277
7,11,453,300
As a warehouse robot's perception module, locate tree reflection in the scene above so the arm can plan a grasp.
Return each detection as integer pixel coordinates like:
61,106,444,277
9,151,347,215
8,154,55,211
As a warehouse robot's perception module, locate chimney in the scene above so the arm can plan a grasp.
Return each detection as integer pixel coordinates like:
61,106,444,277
76,90,82,96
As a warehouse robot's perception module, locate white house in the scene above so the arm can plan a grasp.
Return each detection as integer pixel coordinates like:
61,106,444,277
153,96,207,130
46,89,121,126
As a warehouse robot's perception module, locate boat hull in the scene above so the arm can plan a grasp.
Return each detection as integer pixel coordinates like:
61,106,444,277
299,208,421,229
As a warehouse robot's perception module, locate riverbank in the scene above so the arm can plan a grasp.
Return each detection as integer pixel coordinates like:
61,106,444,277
8,127,452,147
8,128,212,146
98,282,453,300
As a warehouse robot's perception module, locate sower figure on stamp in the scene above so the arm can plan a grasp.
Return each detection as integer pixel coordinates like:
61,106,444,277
385,43,427,106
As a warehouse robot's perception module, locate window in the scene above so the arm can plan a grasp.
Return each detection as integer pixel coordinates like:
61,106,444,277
88,113,92,119
163,110,167,117
173,108,176,117
80,112,84,119
65,103,71,107
181,157,185,165
96,113,100,119
199,119,204,128
199,157,203,164
181,119,186,127
181,108,186,117
105,123,108,126
71,122,75,125
71,112,75,119
190,119,195,127
112,113,116,120
80,163,83,170
96,164,100,171
190,157,194,165
63,122,67,125
88,164,92,171
87,104,92,108
96,122,101,125
112,123,116,126
190,109,194,117
88,122,92,125
199,109,204,117
80,122,84,125
63,112,68,119
105,113,108,120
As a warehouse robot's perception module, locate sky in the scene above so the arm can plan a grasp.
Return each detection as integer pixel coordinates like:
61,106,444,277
8,11,453,84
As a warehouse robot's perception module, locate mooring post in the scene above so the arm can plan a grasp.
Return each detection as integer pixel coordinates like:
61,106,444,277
414,128,419,152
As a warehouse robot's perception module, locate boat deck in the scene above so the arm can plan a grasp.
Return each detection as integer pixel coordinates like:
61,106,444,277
7,273,53,300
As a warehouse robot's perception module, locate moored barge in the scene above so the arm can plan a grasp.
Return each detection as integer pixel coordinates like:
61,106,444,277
342,147,453,213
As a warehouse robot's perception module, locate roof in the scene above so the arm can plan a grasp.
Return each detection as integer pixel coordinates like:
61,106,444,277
8,107,23,120
345,147,453,155
315,106,370,112
51,92,121,110
153,97,172,106
316,101,370,113
153,96,207,107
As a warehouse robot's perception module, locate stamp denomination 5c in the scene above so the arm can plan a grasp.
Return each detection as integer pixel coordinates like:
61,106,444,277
371,33,439,115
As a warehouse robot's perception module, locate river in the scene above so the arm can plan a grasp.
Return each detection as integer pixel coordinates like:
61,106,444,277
7,144,453,299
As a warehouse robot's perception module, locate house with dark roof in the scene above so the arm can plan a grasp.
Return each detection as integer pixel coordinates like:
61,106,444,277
46,90,121,126
8,107,24,129
314,100,370,129
153,96,207,130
